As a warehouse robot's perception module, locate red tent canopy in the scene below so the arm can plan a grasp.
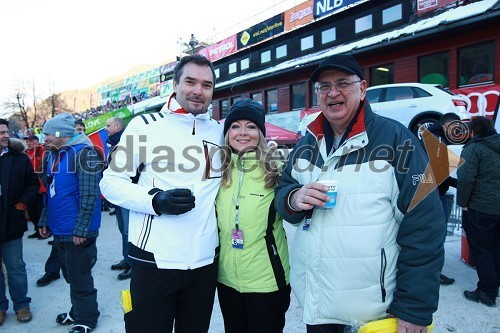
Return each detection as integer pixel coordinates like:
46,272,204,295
265,122,299,145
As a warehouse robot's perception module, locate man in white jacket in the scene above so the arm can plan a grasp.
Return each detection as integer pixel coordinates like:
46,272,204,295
100,54,223,333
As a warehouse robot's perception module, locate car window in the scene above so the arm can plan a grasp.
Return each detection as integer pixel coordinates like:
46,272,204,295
366,88,382,103
413,87,433,98
386,87,414,101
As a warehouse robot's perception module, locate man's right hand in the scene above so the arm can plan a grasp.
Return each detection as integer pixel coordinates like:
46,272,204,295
290,182,330,211
152,188,195,215
38,227,51,238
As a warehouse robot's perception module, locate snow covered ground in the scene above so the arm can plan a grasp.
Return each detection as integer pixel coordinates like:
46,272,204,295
2,212,499,332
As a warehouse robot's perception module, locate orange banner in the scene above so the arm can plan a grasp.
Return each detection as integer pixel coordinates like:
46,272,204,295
285,0,314,31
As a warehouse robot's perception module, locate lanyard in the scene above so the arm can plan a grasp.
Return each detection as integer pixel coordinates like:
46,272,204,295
234,159,245,231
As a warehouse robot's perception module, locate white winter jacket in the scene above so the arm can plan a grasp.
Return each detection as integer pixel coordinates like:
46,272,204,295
100,95,223,269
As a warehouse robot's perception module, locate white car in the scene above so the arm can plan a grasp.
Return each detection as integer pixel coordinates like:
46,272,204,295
365,83,469,135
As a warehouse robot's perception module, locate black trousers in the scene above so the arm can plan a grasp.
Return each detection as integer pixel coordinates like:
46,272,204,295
125,261,218,333
217,282,291,333
306,323,346,333
466,208,500,298
55,238,99,329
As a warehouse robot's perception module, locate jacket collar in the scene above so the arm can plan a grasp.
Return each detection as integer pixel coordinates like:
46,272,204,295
307,99,370,144
163,94,211,120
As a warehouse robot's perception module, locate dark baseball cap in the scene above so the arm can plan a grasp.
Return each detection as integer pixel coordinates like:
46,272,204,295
24,135,39,141
310,54,364,82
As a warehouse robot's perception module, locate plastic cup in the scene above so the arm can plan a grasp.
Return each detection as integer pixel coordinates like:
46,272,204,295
318,180,338,208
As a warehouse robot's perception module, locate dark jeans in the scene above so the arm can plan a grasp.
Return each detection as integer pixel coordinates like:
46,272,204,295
217,282,291,333
55,238,100,328
307,324,346,333
466,209,500,298
125,261,218,333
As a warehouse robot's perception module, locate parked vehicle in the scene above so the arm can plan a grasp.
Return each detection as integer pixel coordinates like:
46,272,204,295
366,83,469,135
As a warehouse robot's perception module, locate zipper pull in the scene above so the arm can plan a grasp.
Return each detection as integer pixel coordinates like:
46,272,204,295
192,119,196,135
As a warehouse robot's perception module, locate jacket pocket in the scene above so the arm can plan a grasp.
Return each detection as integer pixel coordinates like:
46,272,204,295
264,233,287,290
380,248,387,302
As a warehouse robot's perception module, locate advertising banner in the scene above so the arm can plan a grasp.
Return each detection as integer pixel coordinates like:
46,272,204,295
285,0,314,31
84,107,133,134
159,61,177,74
237,13,285,49
198,35,237,62
452,84,500,118
313,0,361,19
416,0,457,16
160,80,174,98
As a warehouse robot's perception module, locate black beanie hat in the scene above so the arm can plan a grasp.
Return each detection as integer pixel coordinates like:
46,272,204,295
223,99,266,136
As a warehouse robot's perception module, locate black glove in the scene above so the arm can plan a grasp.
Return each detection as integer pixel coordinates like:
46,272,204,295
152,188,195,215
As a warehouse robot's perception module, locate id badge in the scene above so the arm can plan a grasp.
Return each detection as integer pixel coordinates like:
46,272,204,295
49,178,56,198
231,229,244,249
303,209,313,231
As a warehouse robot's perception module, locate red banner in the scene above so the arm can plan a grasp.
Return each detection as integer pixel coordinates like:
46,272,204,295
416,0,457,16
198,35,237,62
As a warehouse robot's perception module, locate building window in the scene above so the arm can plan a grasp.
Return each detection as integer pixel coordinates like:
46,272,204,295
382,4,402,25
370,63,394,86
231,96,242,105
261,50,271,64
214,68,220,79
300,35,314,51
276,45,287,59
240,58,249,71
355,14,372,34
229,62,237,74
291,82,306,110
266,89,278,113
251,92,263,105
419,52,449,87
458,42,494,86
221,99,230,118
321,27,336,44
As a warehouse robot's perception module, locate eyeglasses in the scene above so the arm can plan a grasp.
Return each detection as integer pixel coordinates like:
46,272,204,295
315,80,361,94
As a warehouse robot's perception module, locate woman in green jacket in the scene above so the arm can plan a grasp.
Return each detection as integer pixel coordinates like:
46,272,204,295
217,99,291,333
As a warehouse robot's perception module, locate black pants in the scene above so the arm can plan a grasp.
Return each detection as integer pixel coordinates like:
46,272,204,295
55,238,99,328
45,242,61,274
125,261,218,333
217,282,291,333
466,208,500,298
306,323,346,333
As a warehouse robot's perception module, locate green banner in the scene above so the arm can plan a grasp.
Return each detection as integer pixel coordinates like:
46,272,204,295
84,107,133,134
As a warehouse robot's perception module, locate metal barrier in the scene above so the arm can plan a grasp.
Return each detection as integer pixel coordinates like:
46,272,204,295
445,193,462,233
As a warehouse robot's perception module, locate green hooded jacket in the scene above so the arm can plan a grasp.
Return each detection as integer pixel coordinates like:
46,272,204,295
216,152,290,292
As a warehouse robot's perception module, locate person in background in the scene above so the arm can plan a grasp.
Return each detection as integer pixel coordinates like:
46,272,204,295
422,112,462,286
24,134,46,240
38,113,103,333
36,119,89,287
74,121,86,134
0,119,39,325
105,117,131,280
216,99,290,333
274,54,445,332
100,54,223,333
457,116,500,307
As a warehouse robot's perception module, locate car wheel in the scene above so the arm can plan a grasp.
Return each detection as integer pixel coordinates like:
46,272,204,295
412,117,439,138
